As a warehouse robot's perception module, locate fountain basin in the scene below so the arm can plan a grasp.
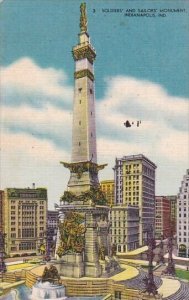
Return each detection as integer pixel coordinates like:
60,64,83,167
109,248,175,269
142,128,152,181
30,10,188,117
30,281,67,300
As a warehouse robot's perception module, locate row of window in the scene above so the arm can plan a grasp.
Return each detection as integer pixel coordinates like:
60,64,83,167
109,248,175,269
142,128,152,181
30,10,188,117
125,164,140,169
178,201,188,205
178,226,189,230
178,238,188,243
179,232,188,236
20,193,37,198
179,208,189,211
179,214,188,217
19,242,36,250
143,166,155,177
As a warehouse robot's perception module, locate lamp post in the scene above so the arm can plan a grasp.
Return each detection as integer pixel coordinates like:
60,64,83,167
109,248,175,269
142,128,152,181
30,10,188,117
43,229,52,262
158,234,165,265
162,225,175,276
142,226,158,296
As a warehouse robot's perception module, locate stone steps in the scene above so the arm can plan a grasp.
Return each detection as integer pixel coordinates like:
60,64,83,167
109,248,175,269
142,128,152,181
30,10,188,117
118,270,162,290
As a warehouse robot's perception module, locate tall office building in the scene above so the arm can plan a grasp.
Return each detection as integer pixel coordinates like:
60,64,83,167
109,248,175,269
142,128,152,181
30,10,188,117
177,169,189,257
100,180,114,206
114,154,156,245
155,196,171,239
3,186,47,256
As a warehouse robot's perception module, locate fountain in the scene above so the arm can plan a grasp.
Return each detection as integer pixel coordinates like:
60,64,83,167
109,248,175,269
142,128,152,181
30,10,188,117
31,281,67,300
30,265,67,300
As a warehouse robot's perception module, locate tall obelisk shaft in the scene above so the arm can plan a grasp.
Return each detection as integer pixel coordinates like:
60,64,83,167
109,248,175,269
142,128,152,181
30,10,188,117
61,3,106,195
72,3,97,164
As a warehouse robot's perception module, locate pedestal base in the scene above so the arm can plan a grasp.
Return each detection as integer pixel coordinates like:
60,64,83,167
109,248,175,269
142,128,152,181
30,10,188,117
100,256,121,277
85,262,102,277
51,254,85,278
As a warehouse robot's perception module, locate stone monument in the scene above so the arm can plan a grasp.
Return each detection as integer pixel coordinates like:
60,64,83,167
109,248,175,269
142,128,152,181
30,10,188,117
53,3,120,278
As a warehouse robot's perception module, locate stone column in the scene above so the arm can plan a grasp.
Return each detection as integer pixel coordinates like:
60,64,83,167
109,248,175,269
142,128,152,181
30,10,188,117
54,211,64,260
84,212,102,277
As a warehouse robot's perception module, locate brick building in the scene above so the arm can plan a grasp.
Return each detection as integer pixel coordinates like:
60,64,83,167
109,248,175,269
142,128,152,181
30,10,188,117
155,196,171,239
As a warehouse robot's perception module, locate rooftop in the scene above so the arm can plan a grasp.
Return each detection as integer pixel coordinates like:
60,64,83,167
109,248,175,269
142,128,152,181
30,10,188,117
116,154,157,169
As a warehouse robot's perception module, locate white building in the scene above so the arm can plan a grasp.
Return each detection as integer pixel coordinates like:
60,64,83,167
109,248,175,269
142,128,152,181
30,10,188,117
114,154,156,246
110,206,139,253
177,169,189,257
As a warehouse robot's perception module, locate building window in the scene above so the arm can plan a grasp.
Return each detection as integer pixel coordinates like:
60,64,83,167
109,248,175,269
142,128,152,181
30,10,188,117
115,291,121,300
11,246,17,251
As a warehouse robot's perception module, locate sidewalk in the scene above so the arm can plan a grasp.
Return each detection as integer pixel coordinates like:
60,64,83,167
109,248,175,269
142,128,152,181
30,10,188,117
157,278,180,298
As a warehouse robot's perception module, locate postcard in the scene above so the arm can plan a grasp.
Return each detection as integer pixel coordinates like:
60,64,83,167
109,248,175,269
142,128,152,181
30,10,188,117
0,0,189,299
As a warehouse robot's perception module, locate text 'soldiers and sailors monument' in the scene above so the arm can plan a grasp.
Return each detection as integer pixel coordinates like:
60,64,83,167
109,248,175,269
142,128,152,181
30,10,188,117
54,3,120,278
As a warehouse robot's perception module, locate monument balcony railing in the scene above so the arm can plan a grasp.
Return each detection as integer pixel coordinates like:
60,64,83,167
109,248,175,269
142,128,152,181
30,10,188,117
73,42,96,54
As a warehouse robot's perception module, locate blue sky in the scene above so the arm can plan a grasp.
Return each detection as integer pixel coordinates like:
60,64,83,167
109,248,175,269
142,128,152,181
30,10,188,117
1,0,189,208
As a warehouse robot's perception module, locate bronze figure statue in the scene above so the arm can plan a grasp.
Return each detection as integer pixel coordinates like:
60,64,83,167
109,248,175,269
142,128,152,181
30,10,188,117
80,3,87,32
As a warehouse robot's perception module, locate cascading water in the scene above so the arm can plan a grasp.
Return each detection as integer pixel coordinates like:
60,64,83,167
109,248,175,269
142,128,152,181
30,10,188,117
30,281,67,300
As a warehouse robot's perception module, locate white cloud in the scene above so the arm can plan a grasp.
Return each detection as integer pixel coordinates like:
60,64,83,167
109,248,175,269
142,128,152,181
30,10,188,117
102,76,188,116
1,57,73,104
1,104,72,144
97,76,189,163
158,130,189,162
1,131,69,163
1,59,189,206
0,131,69,207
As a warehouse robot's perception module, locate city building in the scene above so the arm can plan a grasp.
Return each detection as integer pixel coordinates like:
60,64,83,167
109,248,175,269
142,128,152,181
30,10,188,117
110,206,139,253
0,190,4,234
177,169,189,257
100,180,114,206
47,210,59,231
47,210,59,253
3,186,47,257
166,195,177,234
114,154,156,245
155,196,171,239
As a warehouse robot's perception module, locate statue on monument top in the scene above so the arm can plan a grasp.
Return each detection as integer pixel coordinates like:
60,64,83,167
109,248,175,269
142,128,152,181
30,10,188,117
80,2,87,32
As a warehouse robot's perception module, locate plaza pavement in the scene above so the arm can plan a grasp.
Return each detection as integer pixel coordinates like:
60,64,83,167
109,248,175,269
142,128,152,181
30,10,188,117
157,278,181,298
1,259,185,299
